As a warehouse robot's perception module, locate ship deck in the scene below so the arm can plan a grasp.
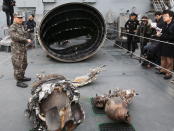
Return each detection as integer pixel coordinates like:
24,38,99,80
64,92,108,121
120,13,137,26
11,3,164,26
0,40,174,131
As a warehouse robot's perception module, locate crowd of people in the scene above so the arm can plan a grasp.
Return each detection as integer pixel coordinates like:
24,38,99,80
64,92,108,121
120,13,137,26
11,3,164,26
125,10,174,80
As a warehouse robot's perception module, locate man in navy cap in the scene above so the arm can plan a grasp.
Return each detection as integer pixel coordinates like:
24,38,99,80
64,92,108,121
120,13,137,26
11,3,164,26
125,13,139,53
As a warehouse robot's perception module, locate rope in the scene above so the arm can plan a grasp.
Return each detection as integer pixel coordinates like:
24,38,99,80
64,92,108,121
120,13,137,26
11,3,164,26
106,27,174,46
105,38,174,75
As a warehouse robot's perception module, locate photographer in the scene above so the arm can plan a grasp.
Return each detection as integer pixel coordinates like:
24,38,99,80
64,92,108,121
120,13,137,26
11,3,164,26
148,12,165,69
2,0,16,27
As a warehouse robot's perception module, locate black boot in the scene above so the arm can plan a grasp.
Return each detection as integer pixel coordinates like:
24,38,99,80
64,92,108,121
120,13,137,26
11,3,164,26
21,77,31,82
163,75,172,80
16,81,28,88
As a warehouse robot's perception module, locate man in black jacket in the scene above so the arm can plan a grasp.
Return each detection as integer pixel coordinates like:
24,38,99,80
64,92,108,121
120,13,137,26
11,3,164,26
25,14,36,33
156,10,174,79
125,13,139,53
2,0,16,27
25,14,36,47
148,12,165,67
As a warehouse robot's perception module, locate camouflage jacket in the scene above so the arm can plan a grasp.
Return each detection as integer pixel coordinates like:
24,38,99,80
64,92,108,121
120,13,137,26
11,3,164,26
9,23,29,54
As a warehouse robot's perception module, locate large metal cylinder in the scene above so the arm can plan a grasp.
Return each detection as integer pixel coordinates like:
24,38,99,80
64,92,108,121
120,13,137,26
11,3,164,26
38,3,106,62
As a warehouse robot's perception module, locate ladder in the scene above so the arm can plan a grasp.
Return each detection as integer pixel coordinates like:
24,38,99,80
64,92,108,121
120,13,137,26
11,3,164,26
152,0,168,11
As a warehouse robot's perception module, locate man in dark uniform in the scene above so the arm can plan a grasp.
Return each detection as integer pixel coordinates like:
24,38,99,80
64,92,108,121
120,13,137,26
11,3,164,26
9,12,32,88
125,13,139,53
25,14,36,48
2,0,16,26
156,10,174,79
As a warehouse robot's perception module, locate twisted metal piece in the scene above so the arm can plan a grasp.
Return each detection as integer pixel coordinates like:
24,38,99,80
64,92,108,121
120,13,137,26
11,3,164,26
72,65,106,87
93,88,138,122
26,74,85,131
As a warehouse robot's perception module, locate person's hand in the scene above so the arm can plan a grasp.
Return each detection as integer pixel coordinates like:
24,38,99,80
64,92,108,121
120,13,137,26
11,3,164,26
27,39,32,43
151,22,157,29
156,31,162,37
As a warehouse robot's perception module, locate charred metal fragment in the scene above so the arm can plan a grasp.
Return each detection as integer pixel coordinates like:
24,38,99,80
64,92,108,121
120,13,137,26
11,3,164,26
72,65,106,87
38,3,106,62
26,74,85,131
93,89,137,123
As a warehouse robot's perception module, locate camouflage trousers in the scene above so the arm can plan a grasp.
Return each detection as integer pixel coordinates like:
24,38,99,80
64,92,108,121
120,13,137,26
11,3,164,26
11,51,28,81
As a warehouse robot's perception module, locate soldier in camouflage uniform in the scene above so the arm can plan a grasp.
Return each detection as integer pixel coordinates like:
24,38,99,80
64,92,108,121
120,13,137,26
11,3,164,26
9,12,32,88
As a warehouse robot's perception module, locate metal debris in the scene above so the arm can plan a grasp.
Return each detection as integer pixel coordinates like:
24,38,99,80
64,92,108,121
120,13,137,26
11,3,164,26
38,3,106,62
72,65,106,87
93,88,138,122
26,74,85,131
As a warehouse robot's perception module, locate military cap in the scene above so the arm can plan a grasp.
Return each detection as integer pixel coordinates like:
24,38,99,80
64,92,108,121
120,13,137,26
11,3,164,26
14,12,24,18
130,13,137,17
